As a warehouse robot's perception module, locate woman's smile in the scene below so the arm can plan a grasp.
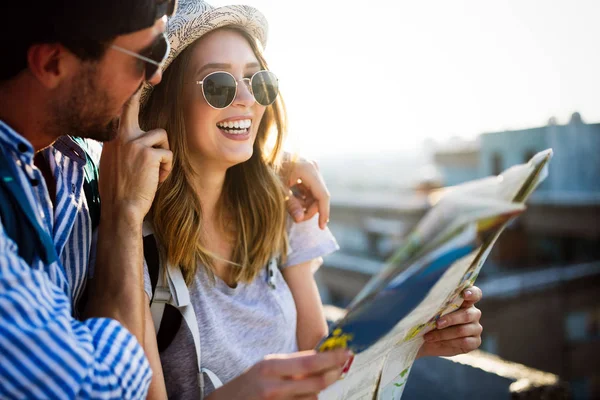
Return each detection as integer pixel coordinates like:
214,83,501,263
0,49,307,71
216,116,253,141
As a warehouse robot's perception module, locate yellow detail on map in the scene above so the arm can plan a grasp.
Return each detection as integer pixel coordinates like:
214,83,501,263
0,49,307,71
403,323,426,342
318,328,354,352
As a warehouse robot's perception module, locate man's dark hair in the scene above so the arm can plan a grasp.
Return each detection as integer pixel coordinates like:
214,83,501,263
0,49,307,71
1,0,172,81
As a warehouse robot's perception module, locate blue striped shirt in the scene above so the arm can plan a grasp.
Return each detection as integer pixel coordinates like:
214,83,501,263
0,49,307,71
0,121,152,399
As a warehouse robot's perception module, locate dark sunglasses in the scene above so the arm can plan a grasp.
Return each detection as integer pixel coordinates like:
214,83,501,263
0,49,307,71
111,32,170,81
195,70,279,109
156,0,178,18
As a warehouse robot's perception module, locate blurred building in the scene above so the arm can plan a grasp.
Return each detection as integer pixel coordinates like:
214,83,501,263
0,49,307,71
432,138,480,186
435,113,600,191
319,113,600,399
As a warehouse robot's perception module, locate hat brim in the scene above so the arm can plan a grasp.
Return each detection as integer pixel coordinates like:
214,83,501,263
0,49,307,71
140,4,268,107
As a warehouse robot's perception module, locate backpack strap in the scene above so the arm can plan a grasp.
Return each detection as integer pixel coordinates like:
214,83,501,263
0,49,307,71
142,226,172,335
142,222,223,397
70,137,101,231
150,258,171,335
69,137,104,317
0,144,57,266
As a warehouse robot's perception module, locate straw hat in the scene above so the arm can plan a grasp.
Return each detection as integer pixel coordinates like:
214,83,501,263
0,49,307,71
141,0,268,105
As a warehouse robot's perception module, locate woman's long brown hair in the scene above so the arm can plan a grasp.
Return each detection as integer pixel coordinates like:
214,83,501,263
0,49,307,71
140,27,288,284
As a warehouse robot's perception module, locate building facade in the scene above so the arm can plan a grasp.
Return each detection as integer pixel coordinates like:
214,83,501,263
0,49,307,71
320,113,600,399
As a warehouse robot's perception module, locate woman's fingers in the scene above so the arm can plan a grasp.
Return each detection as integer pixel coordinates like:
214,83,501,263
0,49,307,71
425,320,483,343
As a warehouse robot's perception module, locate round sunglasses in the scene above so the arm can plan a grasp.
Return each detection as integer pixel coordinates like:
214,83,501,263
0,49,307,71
195,70,279,109
111,32,170,81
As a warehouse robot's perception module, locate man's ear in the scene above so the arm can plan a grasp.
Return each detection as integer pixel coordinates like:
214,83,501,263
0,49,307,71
27,43,78,89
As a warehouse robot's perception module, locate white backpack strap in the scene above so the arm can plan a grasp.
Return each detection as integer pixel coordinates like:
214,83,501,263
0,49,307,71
150,262,171,334
143,221,171,334
201,368,223,393
166,261,190,307
142,220,154,237
164,262,223,397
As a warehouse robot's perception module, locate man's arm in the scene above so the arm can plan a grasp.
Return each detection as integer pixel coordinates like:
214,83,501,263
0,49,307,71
83,91,172,344
0,225,152,399
86,211,146,343
143,297,168,400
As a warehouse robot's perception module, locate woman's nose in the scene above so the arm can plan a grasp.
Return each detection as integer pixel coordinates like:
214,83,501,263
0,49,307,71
232,79,255,108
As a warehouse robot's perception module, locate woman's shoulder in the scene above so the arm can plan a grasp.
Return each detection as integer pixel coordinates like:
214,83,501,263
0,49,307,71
283,214,339,268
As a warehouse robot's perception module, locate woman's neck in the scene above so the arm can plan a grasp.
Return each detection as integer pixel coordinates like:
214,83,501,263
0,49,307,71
190,160,237,284
190,162,227,222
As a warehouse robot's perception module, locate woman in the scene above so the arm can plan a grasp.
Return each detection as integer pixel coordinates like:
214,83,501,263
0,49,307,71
140,1,484,399
140,1,340,398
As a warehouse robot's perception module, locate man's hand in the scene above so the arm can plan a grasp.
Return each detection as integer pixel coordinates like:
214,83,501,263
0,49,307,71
283,157,330,230
87,90,172,344
418,286,483,358
99,90,173,224
207,350,351,400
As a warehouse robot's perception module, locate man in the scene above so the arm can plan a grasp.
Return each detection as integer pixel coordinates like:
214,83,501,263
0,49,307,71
0,1,346,399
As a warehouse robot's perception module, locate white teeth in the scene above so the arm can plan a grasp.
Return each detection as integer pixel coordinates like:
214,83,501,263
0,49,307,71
225,128,248,135
217,119,252,130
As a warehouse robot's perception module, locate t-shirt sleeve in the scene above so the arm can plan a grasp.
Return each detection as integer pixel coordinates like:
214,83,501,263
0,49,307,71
280,214,339,270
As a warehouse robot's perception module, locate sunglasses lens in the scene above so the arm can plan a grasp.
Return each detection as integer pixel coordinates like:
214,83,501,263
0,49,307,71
167,0,178,16
144,34,169,80
251,71,279,106
203,72,237,108
145,65,159,81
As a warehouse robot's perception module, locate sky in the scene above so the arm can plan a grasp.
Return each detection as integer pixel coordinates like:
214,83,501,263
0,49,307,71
210,0,600,157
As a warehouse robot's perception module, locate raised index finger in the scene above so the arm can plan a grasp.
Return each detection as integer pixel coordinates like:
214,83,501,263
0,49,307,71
119,90,143,139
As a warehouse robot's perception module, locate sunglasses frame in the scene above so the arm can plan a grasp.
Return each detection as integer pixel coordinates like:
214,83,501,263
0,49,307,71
111,32,170,81
195,70,279,109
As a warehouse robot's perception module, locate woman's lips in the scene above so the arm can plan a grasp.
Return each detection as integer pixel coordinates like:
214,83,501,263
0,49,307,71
218,127,251,141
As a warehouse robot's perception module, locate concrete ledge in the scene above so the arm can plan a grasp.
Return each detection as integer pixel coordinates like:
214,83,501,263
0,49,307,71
448,350,570,399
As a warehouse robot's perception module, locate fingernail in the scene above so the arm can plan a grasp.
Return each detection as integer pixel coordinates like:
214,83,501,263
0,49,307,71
293,210,304,221
464,290,473,298
341,355,355,375
437,319,448,328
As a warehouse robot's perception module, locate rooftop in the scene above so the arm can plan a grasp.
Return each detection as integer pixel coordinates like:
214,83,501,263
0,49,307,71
478,261,600,299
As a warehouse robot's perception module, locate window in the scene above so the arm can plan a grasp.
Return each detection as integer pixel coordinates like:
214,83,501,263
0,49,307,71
570,377,591,400
491,152,503,175
566,309,600,342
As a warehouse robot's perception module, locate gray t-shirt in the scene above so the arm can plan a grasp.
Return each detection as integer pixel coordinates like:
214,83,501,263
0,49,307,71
143,215,338,399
